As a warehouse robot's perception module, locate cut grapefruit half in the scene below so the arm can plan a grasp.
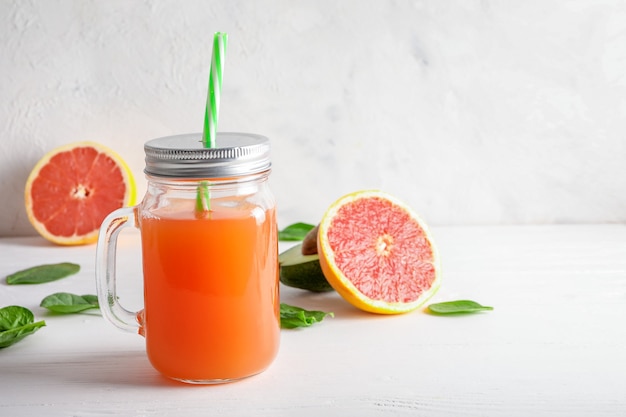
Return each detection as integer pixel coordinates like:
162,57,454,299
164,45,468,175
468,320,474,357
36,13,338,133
317,190,441,314
25,142,136,245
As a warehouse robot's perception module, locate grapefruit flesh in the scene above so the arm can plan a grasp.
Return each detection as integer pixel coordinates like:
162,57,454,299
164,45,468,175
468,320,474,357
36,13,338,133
25,142,136,245
317,190,440,314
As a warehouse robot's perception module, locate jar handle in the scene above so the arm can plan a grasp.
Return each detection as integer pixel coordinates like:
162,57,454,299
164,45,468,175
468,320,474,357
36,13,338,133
95,206,143,335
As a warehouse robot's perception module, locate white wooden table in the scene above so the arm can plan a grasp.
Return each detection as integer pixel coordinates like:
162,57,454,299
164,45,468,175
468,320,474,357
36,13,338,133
1,225,625,416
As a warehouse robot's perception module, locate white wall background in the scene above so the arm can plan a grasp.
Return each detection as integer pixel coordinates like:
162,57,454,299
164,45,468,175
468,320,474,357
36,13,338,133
1,0,625,237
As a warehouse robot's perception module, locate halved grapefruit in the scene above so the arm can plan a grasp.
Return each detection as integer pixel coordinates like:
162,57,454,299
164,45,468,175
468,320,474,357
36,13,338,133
317,190,441,314
24,142,136,245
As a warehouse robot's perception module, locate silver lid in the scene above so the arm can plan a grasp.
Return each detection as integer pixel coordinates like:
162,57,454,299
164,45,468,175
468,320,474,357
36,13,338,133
144,132,271,178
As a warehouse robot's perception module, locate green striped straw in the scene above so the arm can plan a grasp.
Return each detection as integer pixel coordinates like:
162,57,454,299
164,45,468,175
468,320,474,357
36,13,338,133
196,32,228,216
203,32,228,148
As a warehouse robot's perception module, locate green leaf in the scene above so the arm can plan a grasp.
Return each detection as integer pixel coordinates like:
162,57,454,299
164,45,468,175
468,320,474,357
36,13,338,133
0,305,34,331
0,305,46,348
40,293,100,314
280,303,333,329
80,294,99,305
278,223,315,241
0,321,46,348
6,262,80,285
427,300,493,315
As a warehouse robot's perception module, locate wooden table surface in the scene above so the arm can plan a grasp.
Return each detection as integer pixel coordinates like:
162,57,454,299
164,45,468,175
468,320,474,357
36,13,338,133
1,225,625,416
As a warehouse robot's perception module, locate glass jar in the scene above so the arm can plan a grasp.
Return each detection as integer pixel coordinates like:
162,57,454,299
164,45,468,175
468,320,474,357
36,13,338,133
96,132,279,384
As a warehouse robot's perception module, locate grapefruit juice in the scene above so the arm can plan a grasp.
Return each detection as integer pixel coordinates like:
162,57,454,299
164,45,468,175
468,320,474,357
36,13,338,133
139,204,279,383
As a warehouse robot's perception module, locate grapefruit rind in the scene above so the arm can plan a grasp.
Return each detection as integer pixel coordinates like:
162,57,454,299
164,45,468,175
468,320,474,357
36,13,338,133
24,141,136,246
317,190,441,314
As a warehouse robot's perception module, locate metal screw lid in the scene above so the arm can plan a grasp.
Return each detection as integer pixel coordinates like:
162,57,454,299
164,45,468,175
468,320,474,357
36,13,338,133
144,132,271,178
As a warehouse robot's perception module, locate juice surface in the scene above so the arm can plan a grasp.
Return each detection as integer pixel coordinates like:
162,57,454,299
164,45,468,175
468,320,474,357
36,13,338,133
139,205,279,382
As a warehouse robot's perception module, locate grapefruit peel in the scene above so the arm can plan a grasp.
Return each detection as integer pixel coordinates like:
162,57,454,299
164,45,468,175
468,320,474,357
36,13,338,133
317,190,441,314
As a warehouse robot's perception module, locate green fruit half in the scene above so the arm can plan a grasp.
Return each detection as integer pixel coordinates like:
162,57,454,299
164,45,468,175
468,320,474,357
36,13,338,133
279,243,334,292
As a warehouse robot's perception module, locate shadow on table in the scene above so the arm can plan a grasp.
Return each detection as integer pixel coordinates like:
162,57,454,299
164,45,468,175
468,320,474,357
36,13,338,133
1,350,185,388
280,287,364,319
279,285,408,322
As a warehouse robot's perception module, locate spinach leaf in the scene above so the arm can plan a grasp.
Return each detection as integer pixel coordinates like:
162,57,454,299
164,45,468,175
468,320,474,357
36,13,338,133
6,262,80,285
0,306,46,348
0,305,34,330
278,223,315,241
427,300,493,315
40,293,99,314
280,303,333,329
